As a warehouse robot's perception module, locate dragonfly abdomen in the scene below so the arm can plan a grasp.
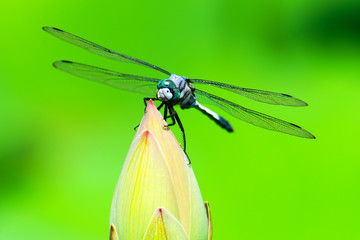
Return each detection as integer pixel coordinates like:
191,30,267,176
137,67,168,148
195,102,233,132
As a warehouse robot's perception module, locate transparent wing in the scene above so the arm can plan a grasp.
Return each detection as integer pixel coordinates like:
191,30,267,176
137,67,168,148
191,79,308,107
43,27,171,76
195,89,315,139
53,60,159,96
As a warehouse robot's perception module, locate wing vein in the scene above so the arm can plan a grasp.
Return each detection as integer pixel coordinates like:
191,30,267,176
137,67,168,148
195,89,315,138
43,27,171,75
191,79,308,107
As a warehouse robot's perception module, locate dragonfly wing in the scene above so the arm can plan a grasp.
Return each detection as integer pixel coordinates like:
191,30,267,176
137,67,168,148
195,89,315,139
53,60,159,96
191,79,308,107
43,27,171,76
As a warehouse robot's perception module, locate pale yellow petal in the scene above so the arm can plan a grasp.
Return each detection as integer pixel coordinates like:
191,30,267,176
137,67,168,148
111,130,180,239
111,100,209,239
204,202,213,240
188,171,209,239
135,101,192,233
143,208,189,240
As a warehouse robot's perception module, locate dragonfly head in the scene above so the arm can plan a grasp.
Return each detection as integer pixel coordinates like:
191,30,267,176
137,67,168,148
157,79,180,102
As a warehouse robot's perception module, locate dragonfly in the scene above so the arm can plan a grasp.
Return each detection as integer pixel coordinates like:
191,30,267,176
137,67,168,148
43,26,315,153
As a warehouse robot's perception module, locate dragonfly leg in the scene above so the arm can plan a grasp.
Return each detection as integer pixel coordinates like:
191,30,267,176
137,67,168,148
172,110,186,152
168,106,191,165
163,105,178,130
157,102,165,111
163,106,176,127
164,114,176,127
163,105,168,120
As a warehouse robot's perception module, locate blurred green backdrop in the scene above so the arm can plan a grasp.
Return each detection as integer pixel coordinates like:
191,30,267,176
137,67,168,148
1,0,360,239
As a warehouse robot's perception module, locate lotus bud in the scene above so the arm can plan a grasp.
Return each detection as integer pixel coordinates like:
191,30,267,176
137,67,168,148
109,100,212,240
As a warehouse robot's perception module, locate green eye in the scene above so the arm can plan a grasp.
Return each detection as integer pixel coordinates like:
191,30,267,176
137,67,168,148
157,79,176,89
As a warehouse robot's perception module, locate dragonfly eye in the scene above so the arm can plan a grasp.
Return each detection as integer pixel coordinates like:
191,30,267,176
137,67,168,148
157,79,176,89
163,88,173,100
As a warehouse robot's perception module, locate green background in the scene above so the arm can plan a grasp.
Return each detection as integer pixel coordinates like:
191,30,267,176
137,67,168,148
1,0,360,239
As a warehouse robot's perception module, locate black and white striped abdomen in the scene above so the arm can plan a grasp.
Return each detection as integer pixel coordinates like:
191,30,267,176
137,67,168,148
194,102,233,132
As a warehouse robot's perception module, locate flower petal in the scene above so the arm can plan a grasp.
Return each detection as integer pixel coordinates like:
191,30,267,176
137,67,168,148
188,171,209,239
110,100,209,239
143,208,189,240
111,130,180,239
136,100,209,235
204,202,213,240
